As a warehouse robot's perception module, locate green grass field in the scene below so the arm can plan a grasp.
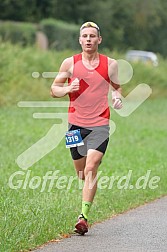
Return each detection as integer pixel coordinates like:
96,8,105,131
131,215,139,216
0,98,167,251
0,43,167,251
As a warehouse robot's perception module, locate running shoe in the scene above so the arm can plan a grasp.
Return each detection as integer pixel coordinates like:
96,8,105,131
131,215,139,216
74,214,88,235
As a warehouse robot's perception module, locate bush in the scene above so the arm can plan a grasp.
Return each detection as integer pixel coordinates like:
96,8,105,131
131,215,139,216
1,42,166,106
0,21,36,46
39,19,80,50
0,42,75,106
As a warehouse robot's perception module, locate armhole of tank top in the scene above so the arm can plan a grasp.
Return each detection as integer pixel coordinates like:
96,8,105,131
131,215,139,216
99,55,110,83
107,56,112,84
72,54,82,77
69,56,74,77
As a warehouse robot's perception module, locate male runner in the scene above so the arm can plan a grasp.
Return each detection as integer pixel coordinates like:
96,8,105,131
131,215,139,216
51,21,122,235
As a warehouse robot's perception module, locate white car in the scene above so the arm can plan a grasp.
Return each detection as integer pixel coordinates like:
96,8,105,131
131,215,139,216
126,50,158,66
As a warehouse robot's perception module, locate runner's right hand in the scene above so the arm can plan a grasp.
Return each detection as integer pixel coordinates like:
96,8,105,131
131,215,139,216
69,78,80,93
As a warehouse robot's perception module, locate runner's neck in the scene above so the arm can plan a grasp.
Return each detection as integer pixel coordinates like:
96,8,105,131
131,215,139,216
81,52,100,69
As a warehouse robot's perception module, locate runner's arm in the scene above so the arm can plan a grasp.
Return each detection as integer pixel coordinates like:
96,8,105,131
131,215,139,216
108,58,122,109
108,58,122,96
51,57,79,98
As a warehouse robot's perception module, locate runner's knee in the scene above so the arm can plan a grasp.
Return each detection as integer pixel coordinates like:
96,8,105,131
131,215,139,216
84,164,98,178
77,170,85,180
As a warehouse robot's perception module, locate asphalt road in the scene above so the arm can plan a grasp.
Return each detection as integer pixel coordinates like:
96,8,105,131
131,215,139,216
34,196,167,252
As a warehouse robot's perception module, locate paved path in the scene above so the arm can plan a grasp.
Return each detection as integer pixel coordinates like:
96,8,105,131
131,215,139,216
34,196,167,252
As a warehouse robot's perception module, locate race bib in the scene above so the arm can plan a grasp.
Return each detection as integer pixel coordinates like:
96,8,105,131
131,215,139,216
65,129,84,148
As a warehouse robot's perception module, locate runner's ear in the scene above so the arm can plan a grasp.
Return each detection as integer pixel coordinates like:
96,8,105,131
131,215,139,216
79,37,82,45
98,36,102,45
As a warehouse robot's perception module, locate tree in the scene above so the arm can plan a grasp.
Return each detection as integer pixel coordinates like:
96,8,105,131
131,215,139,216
0,0,167,56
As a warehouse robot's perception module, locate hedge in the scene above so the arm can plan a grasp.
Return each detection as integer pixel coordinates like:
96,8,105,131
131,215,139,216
0,21,36,46
0,19,80,50
39,19,80,50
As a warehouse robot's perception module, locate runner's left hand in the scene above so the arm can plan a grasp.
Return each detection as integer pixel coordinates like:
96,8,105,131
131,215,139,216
112,98,123,109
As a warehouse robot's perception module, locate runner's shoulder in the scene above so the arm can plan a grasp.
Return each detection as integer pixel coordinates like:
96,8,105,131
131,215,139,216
61,56,73,68
107,57,118,67
107,57,118,79
60,56,73,73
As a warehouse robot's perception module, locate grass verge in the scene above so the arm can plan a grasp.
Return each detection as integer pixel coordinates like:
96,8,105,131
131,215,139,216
0,98,167,251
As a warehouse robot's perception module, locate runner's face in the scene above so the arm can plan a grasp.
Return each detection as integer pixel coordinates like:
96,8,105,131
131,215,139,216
79,27,102,53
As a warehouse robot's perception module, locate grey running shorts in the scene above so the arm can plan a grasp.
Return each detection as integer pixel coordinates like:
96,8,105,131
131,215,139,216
68,124,110,160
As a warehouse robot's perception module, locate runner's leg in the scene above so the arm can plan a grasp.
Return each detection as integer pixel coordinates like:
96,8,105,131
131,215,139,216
83,149,103,202
73,157,86,180
74,149,103,234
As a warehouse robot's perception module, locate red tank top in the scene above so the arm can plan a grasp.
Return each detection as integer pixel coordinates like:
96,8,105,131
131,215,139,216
68,53,110,127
